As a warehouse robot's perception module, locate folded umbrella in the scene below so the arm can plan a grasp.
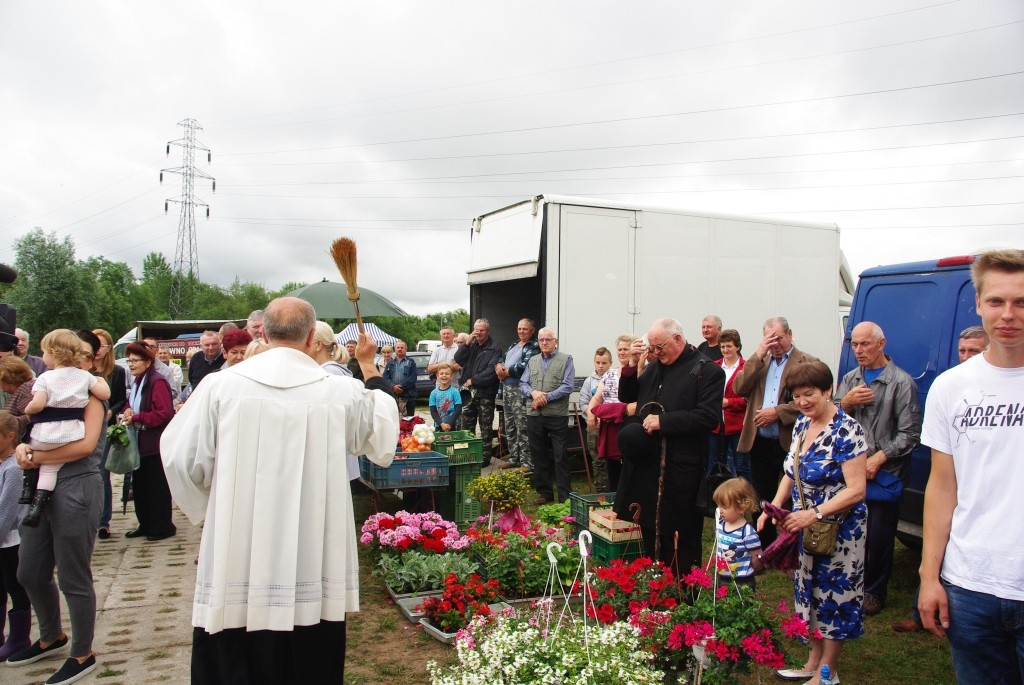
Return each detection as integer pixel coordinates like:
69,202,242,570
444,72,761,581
758,500,801,572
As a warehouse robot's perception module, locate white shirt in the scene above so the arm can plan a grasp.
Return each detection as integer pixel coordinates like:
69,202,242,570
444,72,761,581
921,354,1024,601
161,347,399,632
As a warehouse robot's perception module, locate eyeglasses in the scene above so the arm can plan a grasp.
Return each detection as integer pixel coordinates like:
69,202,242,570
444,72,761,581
538,337,555,343
126,358,147,364
649,340,671,353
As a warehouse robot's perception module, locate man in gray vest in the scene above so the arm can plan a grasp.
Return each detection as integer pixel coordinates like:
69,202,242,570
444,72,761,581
520,327,575,504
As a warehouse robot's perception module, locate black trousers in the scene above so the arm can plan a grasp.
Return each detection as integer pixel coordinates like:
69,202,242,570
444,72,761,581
749,435,787,549
527,414,570,502
192,620,346,685
865,498,900,600
132,452,176,537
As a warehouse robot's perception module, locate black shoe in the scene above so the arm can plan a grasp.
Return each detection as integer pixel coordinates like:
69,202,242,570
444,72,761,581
146,530,176,542
97,527,110,540
45,655,96,684
20,489,52,528
6,636,69,666
124,529,149,539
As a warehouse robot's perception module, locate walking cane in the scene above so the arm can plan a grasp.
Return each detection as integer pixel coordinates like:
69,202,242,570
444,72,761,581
638,401,667,560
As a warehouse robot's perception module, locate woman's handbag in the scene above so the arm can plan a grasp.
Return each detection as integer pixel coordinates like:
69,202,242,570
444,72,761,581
106,422,140,475
793,429,843,557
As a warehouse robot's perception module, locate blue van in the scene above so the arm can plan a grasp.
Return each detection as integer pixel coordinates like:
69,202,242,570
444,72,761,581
838,255,981,547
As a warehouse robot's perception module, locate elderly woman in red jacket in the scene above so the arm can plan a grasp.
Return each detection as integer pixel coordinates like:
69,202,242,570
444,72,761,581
121,342,176,541
709,329,751,482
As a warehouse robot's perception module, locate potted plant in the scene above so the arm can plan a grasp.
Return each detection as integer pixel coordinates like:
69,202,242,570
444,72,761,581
428,600,664,684
466,469,532,532
359,510,469,559
376,551,481,622
419,573,503,643
632,564,809,685
577,556,681,624
478,526,582,601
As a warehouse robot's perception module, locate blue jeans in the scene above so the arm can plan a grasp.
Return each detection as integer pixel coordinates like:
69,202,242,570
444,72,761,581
707,434,751,483
944,581,1024,685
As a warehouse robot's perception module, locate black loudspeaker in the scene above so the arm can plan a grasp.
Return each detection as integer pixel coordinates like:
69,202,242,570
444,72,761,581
0,304,16,353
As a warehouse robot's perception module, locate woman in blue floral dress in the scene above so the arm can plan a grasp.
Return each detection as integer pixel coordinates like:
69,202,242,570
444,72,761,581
758,361,868,685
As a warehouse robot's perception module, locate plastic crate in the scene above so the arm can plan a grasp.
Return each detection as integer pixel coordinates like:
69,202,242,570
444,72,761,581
359,452,449,489
450,463,482,495
434,430,483,466
569,491,616,529
439,486,482,529
590,533,644,563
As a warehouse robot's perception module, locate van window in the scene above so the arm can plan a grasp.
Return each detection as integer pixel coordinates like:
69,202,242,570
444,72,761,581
859,281,939,380
951,279,981,368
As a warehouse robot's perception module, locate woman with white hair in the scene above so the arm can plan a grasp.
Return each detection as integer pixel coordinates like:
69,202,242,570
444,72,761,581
311,322,351,377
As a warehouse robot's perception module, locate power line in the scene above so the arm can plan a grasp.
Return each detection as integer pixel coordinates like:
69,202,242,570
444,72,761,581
211,174,1024,200
217,112,1024,167
217,70,1024,156
213,19,1024,137
216,134,1024,187
210,0,963,128
758,200,1024,214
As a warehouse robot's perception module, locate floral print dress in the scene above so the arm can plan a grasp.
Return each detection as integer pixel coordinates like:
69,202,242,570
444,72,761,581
785,409,868,641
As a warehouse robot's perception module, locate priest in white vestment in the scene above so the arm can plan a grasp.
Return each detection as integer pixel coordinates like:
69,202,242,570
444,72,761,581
161,297,399,684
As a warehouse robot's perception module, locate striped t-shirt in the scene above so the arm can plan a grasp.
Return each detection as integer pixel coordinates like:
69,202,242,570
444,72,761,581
716,519,761,579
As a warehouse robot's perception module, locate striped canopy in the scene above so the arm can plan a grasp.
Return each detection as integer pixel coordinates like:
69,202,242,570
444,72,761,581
334,322,399,348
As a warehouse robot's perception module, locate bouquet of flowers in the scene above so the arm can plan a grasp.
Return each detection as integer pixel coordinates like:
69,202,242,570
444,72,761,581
359,511,469,557
633,564,810,685
577,557,681,624
429,600,665,685
421,573,502,632
466,469,532,513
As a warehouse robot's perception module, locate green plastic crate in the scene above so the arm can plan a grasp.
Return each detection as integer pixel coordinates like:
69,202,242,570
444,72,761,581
434,430,483,466
590,533,644,563
359,452,449,489
569,491,616,529
439,483,483,529
450,463,482,495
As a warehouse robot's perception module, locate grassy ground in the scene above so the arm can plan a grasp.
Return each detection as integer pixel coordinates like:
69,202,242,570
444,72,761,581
347,466,956,685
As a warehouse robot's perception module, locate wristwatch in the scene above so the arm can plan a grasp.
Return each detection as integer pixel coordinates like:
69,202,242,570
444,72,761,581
812,505,823,520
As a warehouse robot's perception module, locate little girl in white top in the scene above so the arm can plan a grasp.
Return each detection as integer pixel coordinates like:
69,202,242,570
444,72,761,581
20,329,110,526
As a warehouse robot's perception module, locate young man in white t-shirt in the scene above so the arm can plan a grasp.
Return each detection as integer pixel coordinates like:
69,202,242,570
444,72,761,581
919,249,1024,685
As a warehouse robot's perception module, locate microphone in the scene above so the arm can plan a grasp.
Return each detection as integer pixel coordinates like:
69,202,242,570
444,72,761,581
0,264,16,284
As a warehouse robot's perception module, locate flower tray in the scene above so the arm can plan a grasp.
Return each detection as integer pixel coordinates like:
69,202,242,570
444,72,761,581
434,430,483,466
359,452,449,489
395,594,441,623
419,602,512,644
588,508,642,543
569,491,615,530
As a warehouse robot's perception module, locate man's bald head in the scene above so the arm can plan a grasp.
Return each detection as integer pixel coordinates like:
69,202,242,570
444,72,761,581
264,297,317,345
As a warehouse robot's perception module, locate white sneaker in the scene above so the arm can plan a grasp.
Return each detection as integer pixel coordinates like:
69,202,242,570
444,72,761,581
776,668,816,681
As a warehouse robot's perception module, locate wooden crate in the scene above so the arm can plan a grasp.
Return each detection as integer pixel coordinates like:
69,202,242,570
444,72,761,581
588,508,641,543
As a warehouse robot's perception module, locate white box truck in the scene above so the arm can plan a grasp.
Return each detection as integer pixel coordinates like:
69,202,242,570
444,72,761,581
467,195,854,374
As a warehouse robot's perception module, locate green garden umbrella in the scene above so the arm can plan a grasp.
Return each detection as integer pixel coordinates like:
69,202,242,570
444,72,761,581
286,279,408,319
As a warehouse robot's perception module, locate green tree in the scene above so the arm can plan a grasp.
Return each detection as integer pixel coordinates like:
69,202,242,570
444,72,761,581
81,256,139,338
137,252,173,319
6,229,94,348
227,278,270,316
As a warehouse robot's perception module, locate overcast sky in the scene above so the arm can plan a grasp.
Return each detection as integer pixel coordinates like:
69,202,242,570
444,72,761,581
1,0,1021,316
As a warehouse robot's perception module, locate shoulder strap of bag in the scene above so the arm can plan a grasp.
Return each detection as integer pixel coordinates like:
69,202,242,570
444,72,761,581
792,429,810,510
792,424,849,521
